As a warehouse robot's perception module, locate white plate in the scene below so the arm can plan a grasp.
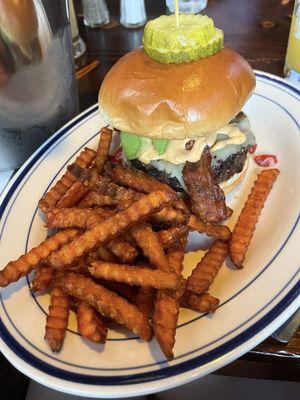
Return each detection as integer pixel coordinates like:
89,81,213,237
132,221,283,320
0,71,299,398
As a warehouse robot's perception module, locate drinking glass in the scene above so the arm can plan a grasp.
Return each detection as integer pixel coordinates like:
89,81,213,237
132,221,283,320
0,0,79,171
284,0,300,80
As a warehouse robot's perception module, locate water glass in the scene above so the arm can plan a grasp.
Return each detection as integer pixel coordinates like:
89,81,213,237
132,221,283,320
284,0,300,81
0,0,79,171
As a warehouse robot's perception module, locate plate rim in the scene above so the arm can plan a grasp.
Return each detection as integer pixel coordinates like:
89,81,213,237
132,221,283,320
0,71,299,397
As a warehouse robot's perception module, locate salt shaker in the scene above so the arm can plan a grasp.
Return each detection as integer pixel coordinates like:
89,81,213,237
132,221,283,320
120,0,147,28
166,0,208,14
82,0,110,28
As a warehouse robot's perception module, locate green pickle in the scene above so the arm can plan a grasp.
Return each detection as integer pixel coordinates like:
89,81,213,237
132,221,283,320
143,14,224,64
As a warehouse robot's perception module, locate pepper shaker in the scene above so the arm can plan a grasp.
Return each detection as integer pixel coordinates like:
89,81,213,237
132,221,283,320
120,0,147,28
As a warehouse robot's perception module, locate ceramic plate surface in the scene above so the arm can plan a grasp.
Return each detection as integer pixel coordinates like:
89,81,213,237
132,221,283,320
0,72,299,398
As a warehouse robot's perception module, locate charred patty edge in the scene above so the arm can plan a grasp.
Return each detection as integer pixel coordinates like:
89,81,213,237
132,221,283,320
129,146,251,192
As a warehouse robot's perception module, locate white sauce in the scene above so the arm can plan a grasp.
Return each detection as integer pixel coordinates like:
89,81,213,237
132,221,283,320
210,124,246,152
137,123,247,165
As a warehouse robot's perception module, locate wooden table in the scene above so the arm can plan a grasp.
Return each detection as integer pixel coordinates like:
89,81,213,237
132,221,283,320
74,0,300,381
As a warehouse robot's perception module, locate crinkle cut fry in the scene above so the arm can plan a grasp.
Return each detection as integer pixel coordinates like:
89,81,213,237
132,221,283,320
151,205,188,226
107,238,138,264
187,240,228,295
229,169,279,268
57,273,152,340
97,246,117,262
135,286,156,316
79,191,118,207
48,190,175,270
56,181,90,208
119,196,187,227
46,207,114,230
188,214,231,241
105,162,189,223
130,223,169,271
46,208,137,263
45,286,70,352
158,226,190,249
84,170,138,203
180,291,219,313
38,147,96,212
0,229,78,287
105,161,174,194
69,165,188,226
166,235,187,276
95,127,113,174
153,234,187,359
31,264,55,292
76,300,107,343
153,291,179,360
100,280,138,304
89,261,180,290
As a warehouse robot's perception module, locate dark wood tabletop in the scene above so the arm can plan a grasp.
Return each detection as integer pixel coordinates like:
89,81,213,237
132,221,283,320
74,0,300,381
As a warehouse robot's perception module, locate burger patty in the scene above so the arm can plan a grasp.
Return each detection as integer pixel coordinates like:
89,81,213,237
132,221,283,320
212,145,250,184
131,159,185,192
130,145,251,192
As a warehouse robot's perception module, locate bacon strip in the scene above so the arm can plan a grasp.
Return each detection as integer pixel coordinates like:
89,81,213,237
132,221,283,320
183,146,227,223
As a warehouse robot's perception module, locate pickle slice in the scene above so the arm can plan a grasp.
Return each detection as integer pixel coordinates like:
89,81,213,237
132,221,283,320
143,14,223,64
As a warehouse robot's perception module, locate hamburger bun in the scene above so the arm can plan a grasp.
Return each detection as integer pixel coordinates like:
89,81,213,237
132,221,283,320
99,47,255,140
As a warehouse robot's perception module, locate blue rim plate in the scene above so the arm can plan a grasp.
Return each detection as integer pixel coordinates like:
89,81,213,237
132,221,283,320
0,71,299,398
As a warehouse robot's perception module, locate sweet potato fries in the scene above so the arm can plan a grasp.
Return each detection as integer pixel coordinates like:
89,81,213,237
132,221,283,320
0,127,279,359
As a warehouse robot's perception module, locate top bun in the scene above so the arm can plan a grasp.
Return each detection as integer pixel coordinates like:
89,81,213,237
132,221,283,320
99,47,255,140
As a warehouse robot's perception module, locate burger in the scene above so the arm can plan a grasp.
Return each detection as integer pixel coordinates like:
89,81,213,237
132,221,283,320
98,15,256,223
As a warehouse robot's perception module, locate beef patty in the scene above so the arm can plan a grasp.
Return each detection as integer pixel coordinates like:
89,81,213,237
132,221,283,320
130,145,250,192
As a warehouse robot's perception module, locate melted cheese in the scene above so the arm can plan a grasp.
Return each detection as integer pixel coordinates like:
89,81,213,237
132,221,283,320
138,123,247,165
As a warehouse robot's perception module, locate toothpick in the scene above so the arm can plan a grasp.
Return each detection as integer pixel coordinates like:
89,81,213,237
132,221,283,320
174,0,179,26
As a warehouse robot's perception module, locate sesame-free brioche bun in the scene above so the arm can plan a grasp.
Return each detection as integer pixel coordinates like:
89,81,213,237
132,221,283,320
99,47,255,140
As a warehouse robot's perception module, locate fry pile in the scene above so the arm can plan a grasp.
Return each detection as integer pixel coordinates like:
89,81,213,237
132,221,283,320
0,127,279,360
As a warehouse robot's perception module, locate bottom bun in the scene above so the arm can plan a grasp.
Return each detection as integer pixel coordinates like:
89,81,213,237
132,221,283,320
220,157,249,194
